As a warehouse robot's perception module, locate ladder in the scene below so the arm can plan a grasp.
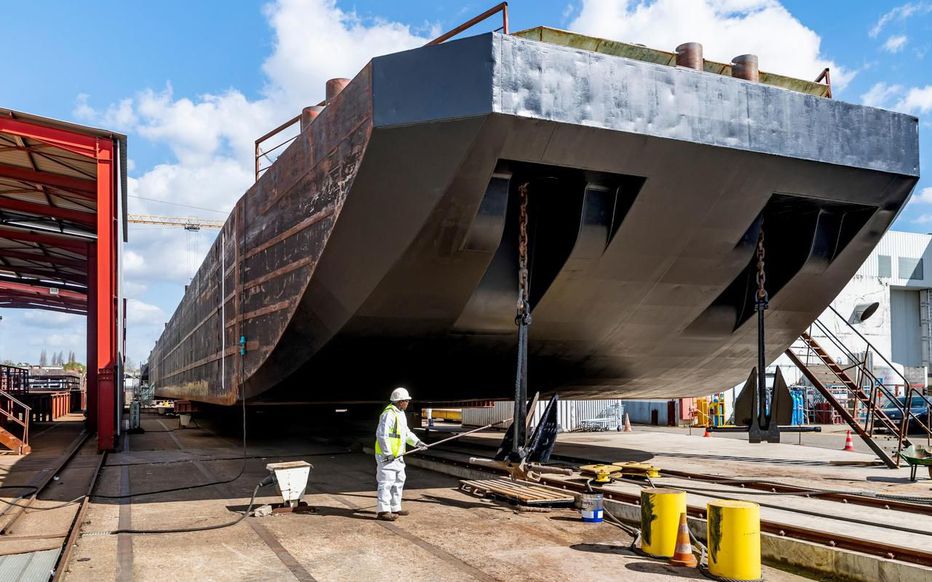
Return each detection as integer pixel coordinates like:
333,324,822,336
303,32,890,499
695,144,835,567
786,313,932,468
0,390,31,455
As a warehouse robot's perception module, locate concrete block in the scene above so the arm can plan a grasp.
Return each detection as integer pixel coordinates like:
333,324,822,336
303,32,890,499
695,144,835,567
878,559,932,582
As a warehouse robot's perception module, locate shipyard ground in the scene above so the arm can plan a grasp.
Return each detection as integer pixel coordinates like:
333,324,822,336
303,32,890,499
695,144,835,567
3,413,931,581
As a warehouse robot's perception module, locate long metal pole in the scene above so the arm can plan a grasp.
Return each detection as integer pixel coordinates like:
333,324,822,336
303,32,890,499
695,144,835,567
757,306,767,428
513,321,528,458
400,418,513,457
425,2,509,46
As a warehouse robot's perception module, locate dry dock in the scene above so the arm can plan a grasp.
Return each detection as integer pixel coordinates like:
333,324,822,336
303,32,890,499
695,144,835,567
0,413,913,581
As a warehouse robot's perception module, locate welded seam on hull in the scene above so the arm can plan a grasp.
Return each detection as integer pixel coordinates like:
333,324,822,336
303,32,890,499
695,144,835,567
224,299,294,329
243,255,316,290
161,308,221,361
244,204,335,259
160,345,241,379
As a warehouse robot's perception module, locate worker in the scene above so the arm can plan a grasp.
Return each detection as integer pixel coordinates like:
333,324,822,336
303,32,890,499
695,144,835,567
374,387,426,521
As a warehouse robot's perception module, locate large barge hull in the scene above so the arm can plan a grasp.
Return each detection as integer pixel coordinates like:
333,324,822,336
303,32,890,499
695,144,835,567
148,31,920,405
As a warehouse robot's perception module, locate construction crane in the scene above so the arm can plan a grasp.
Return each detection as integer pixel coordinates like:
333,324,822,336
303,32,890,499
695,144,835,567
127,214,224,232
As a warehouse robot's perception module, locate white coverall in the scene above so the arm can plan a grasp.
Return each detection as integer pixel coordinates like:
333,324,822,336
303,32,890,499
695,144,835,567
375,404,423,514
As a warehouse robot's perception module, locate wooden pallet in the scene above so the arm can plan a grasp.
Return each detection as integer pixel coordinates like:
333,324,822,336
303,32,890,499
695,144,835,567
460,478,577,506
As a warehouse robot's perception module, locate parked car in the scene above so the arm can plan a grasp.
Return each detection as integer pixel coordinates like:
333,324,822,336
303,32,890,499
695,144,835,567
880,395,932,433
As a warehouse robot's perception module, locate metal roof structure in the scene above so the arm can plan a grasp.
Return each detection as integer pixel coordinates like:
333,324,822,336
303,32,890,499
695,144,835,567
0,108,126,314
0,108,125,451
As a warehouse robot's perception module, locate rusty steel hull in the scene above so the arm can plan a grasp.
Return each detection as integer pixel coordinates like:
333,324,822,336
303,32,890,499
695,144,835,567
148,33,920,405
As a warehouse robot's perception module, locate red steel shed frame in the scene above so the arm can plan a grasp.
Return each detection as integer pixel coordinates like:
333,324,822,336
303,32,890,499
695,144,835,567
0,108,126,451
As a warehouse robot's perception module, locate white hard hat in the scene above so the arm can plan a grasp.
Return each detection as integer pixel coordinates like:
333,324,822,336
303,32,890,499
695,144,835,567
390,387,412,402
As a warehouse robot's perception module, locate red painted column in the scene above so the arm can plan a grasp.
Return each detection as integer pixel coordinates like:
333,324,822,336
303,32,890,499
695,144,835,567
86,243,98,433
95,138,117,451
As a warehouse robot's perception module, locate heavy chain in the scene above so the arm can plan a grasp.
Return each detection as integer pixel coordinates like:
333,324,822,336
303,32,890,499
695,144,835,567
516,182,531,324
755,228,768,308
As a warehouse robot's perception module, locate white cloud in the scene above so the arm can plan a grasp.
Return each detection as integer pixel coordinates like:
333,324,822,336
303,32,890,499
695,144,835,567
870,2,932,38
261,0,429,108
570,0,853,89
882,34,908,53
21,311,81,326
909,187,932,205
126,299,165,326
123,281,147,298
861,82,904,108
895,85,932,113
860,82,932,115
74,0,431,363
909,188,932,224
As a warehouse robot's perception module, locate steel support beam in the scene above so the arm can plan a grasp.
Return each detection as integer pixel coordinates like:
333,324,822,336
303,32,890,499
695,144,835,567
95,138,117,452
86,244,97,435
0,227,90,251
0,197,95,225
0,268,87,286
0,249,86,269
0,299,87,314
0,279,86,301
0,163,96,197
0,117,97,158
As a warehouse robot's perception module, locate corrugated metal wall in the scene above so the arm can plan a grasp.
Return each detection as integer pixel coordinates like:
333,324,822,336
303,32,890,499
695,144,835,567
622,400,674,425
461,399,624,431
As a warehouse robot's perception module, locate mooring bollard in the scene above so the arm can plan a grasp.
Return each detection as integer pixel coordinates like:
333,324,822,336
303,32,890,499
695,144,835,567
640,488,687,558
707,500,761,581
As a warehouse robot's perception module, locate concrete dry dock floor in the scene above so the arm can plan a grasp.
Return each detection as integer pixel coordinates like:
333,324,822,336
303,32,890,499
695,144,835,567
444,428,932,573
460,427,932,495
0,415,94,557
63,415,807,582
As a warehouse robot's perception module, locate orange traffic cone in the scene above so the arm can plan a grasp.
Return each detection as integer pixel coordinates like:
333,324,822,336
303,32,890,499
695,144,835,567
703,426,711,438
842,430,855,452
623,412,632,432
669,512,698,568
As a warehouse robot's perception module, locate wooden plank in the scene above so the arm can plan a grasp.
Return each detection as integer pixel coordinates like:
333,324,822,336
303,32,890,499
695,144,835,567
460,478,575,505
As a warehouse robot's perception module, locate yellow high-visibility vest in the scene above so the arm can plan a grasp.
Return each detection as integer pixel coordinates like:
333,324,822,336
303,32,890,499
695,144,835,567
375,404,403,457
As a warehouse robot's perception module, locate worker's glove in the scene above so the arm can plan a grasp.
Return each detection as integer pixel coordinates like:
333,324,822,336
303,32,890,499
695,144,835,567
415,443,428,452
380,454,396,463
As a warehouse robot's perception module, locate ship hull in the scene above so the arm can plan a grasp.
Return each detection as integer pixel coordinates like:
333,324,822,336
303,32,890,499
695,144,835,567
149,32,919,404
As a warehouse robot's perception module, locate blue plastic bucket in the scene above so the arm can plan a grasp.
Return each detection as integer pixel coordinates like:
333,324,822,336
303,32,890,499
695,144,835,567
580,493,604,523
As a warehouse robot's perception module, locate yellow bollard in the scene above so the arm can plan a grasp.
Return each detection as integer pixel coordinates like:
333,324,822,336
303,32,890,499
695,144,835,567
707,500,761,581
639,488,687,558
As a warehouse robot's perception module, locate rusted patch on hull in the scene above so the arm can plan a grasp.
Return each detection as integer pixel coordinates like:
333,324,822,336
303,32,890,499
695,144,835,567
149,64,374,402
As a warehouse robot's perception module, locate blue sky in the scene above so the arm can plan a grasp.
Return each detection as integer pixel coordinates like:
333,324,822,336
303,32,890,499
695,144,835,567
1,0,930,366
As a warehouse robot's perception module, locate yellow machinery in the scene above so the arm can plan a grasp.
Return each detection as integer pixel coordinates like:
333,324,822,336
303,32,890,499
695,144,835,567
579,462,660,483
695,397,710,426
695,394,727,427
639,488,687,558
709,398,726,427
707,500,761,581
427,408,462,422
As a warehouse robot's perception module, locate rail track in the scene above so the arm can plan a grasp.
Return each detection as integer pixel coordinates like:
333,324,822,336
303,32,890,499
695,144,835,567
415,440,932,568
0,430,90,536
0,428,106,581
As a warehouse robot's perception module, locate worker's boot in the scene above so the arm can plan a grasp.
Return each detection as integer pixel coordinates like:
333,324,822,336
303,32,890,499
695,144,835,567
394,510,409,516
376,512,397,521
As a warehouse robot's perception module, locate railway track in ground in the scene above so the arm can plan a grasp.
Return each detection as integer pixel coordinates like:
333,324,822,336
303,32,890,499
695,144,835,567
0,427,106,581
414,439,932,568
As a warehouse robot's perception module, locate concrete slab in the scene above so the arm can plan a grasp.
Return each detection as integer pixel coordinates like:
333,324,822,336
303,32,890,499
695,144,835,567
61,414,810,582
462,427,932,496
0,417,91,557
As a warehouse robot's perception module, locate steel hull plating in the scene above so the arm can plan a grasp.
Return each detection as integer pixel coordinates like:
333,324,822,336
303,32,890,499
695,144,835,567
148,33,919,405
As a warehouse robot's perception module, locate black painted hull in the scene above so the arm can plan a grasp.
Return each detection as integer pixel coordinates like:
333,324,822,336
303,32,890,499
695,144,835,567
149,32,919,404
